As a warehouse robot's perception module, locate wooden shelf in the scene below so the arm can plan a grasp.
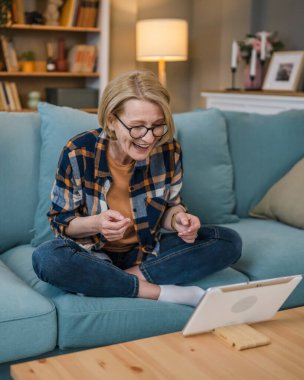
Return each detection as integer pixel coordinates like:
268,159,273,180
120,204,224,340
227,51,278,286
0,24,100,33
12,108,98,113
0,71,99,77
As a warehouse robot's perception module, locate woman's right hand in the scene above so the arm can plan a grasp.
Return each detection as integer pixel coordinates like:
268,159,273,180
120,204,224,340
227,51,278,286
95,210,130,241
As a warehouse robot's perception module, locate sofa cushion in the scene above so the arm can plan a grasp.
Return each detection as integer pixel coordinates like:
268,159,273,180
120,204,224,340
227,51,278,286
249,158,304,229
223,110,304,217
0,259,57,363
226,218,304,308
0,112,41,254
54,268,247,349
2,245,248,349
31,103,98,247
174,109,238,224
1,245,64,299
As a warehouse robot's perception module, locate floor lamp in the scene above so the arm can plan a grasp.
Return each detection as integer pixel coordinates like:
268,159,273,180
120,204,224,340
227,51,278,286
136,19,188,87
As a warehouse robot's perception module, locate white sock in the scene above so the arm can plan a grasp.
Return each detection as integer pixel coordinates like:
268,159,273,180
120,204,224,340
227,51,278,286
158,285,205,307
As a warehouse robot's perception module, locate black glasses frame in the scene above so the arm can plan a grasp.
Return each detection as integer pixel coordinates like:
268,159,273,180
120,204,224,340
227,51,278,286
114,114,168,138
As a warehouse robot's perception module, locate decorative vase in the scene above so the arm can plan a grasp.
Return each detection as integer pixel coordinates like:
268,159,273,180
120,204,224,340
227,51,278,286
56,38,68,72
243,61,263,90
21,61,35,73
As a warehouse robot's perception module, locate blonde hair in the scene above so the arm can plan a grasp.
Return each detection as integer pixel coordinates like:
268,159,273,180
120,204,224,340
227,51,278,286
98,70,174,145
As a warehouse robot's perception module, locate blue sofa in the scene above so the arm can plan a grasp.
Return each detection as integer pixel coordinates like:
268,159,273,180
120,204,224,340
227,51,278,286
1,103,304,376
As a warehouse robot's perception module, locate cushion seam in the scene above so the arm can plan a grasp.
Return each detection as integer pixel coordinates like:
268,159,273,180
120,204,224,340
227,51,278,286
57,306,193,316
0,307,56,324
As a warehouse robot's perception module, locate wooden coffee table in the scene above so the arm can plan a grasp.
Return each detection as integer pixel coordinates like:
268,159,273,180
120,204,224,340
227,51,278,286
11,307,304,380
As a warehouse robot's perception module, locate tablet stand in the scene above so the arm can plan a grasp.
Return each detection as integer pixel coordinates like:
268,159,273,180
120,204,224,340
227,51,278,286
212,324,271,350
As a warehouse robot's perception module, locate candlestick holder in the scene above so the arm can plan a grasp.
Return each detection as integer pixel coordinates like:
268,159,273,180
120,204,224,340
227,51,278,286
260,59,266,83
226,67,240,91
245,75,256,91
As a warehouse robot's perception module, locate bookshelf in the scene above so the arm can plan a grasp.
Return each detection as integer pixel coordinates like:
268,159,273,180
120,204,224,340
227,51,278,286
0,0,110,112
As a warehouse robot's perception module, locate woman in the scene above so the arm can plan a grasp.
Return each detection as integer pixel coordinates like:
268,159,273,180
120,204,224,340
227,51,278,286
33,70,242,307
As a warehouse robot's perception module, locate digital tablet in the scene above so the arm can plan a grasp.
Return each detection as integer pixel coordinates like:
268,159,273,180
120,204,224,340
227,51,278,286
182,275,302,336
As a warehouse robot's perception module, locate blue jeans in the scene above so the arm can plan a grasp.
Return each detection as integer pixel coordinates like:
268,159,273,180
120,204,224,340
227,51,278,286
32,226,242,298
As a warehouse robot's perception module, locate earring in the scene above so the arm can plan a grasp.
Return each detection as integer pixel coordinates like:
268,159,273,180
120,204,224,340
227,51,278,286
108,129,117,140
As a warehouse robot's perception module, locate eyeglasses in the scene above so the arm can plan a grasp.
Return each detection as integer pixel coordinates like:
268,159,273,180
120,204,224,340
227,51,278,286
114,114,168,139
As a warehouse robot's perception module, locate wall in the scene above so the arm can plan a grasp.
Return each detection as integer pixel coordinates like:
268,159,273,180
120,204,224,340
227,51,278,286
109,0,303,112
190,0,223,109
251,0,304,50
110,0,137,79
190,0,251,109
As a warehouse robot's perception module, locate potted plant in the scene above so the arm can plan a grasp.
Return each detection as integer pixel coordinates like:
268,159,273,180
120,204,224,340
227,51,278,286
20,51,36,73
238,31,284,64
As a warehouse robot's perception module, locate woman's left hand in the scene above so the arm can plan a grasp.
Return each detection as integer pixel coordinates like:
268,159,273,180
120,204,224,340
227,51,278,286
173,212,201,243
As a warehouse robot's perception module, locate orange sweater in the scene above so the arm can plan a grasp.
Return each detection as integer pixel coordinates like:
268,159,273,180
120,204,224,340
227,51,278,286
103,151,138,252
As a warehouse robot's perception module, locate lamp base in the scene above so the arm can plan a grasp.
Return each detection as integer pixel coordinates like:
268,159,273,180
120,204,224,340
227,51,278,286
158,59,166,86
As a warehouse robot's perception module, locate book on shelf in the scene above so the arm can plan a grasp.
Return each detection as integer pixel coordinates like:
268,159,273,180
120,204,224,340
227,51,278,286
10,81,22,110
68,44,97,72
76,0,99,27
1,0,27,25
5,81,15,109
0,82,9,110
60,0,78,27
0,0,13,26
0,81,21,111
0,35,19,72
13,0,25,24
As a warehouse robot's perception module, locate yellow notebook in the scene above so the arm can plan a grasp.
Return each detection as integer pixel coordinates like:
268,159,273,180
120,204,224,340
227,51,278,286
60,0,77,27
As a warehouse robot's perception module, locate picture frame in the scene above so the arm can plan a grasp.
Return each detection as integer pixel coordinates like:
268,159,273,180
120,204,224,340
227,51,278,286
263,51,304,91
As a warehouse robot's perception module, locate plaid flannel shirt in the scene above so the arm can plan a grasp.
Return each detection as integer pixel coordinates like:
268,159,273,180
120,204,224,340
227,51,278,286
48,129,184,263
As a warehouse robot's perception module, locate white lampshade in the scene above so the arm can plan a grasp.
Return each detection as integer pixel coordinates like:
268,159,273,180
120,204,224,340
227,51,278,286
136,19,188,62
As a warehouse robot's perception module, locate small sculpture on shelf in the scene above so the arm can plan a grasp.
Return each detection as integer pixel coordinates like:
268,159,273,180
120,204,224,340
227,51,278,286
25,11,44,25
44,0,63,26
27,91,41,109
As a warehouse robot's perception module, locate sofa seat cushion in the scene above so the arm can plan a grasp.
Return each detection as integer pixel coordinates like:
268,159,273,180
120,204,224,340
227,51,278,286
174,109,239,224
53,268,248,349
0,259,57,363
226,218,304,308
2,245,248,349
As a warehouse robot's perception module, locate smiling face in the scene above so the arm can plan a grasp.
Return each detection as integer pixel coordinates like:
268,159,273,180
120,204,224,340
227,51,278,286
108,99,165,164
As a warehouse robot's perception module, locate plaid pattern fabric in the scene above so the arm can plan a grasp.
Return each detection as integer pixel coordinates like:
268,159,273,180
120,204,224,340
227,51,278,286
48,129,184,263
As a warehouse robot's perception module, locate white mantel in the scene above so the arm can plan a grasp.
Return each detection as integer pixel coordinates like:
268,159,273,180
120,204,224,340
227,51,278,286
201,91,304,114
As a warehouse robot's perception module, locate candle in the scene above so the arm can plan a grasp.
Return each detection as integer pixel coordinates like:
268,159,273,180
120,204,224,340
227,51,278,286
231,40,238,69
260,31,267,61
250,48,257,77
